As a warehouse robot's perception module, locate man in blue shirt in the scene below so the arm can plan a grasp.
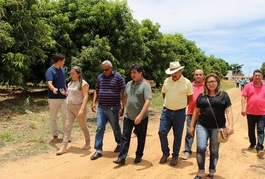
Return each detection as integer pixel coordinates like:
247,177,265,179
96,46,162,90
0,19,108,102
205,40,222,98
45,53,67,142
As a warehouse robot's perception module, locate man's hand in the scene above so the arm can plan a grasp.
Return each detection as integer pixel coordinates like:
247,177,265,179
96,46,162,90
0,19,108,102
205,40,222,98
134,116,142,125
91,103,97,113
53,88,58,94
241,111,246,117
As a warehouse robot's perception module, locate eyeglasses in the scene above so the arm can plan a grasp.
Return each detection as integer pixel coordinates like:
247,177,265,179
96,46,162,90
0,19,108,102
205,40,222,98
101,68,110,72
207,80,217,84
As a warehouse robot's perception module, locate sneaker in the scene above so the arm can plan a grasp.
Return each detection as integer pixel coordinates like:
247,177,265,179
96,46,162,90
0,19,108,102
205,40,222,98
182,152,190,160
248,145,255,150
257,150,265,158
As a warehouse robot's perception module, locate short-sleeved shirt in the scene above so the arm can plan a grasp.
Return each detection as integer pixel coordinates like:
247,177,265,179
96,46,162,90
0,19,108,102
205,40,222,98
242,81,265,115
67,79,88,105
187,81,204,115
196,91,232,128
96,71,126,108
124,79,152,121
240,79,246,86
45,66,66,99
162,75,193,110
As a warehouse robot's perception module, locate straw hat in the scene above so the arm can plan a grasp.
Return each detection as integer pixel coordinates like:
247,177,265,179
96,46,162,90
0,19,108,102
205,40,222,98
165,61,185,74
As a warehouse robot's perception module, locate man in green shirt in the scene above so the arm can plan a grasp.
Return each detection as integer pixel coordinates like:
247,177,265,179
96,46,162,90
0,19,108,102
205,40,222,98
113,64,152,165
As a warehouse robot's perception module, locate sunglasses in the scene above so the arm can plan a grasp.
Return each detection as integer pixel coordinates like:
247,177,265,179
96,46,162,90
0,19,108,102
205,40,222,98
101,68,110,72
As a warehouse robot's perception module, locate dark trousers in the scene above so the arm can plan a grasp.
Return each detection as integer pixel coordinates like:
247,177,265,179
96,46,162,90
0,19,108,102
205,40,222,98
241,85,244,91
247,114,265,151
118,116,148,160
158,107,186,158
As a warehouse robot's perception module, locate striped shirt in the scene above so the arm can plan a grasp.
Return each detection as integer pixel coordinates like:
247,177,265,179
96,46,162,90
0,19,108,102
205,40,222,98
96,71,126,108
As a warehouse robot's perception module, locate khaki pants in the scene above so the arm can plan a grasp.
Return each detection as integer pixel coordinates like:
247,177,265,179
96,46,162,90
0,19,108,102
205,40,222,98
62,104,90,149
48,98,67,137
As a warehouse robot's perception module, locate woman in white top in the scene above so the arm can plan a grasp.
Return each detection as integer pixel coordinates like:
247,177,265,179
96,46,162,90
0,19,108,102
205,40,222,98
56,66,91,155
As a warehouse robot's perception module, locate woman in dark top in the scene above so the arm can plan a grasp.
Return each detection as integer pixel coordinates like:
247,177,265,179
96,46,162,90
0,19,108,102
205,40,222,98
190,73,234,179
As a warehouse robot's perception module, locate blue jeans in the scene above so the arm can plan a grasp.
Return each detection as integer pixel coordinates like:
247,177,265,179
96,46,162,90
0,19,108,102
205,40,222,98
184,114,196,154
196,124,219,174
247,114,265,151
94,106,121,152
158,107,186,158
118,116,148,160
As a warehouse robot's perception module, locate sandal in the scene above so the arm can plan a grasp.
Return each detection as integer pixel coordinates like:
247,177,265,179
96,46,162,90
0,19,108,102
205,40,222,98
56,149,66,155
194,175,202,179
206,174,214,179
82,145,91,150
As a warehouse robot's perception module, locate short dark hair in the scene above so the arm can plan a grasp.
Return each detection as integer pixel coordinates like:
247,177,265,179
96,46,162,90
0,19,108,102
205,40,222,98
130,63,145,76
53,53,65,63
253,69,263,76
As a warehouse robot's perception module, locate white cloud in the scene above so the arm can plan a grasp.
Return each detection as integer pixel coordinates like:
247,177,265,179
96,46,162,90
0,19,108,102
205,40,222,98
127,0,265,76
128,0,265,33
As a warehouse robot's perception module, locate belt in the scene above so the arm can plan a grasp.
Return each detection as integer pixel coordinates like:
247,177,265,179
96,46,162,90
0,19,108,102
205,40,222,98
164,106,184,112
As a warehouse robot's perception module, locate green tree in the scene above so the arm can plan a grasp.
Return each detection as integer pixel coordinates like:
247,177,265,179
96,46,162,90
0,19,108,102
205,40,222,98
230,63,243,74
260,62,265,77
0,0,54,86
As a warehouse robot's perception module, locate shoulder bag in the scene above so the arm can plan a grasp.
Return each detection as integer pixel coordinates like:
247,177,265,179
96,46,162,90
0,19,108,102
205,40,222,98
206,97,229,143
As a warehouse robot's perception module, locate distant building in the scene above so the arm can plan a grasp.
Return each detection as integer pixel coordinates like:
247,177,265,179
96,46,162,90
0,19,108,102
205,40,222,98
225,70,245,80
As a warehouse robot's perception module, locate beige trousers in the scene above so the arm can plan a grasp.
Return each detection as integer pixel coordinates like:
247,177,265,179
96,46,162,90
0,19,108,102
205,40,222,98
48,98,67,137
62,103,90,149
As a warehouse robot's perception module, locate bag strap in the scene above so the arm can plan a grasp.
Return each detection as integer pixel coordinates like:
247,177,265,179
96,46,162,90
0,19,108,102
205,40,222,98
206,97,220,129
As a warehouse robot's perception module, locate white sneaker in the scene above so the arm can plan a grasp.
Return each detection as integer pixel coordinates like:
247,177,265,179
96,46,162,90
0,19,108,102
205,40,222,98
182,152,190,160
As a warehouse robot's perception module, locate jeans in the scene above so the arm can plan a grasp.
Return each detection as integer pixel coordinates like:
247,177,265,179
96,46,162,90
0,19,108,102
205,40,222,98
184,114,196,154
196,124,219,174
158,107,186,158
94,106,121,152
118,116,148,160
48,98,67,137
247,114,265,151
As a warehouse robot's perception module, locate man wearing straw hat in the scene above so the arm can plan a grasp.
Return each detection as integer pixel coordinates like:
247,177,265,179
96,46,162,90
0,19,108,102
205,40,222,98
158,61,193,166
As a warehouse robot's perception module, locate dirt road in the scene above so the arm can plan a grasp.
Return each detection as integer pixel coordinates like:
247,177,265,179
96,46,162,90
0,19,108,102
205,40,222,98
1,87,265,179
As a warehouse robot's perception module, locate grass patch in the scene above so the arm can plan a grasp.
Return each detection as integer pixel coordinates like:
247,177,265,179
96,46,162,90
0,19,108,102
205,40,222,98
221,80,236,91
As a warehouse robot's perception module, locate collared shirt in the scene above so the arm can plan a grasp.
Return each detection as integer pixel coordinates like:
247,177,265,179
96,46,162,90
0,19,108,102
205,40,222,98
124,78,152,121
96,71,126,108
162,75,193,110
242,81,265,115
45,66,66,99
187,81,204,114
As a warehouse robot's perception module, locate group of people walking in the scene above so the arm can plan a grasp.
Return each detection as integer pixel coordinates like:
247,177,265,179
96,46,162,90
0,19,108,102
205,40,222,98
236,77,246,91
45,53,265,179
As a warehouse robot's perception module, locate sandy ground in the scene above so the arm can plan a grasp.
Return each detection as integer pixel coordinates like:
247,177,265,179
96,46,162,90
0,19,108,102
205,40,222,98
1,87,265,179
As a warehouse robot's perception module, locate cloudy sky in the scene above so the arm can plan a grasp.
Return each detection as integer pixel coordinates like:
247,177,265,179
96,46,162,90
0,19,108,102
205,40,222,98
127,0,265,77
